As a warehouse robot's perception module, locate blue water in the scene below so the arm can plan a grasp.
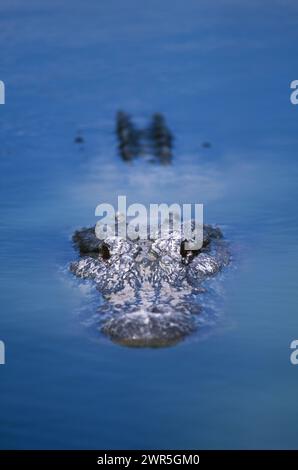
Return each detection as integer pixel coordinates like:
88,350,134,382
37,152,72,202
0,0,298,449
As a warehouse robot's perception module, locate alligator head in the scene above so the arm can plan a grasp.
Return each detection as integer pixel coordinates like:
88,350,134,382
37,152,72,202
70,224,229,347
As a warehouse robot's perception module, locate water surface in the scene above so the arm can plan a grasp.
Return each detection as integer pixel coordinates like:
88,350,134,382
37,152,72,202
0,0,298,449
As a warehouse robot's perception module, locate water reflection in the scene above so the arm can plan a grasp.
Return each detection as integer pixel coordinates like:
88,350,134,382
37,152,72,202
116,111,173,164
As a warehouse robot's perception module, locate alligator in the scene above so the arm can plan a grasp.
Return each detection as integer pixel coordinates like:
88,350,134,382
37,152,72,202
116,111,173,163
70,222,229,347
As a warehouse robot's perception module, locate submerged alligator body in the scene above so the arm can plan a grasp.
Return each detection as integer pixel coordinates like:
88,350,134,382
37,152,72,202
70,223,229,347
116,111,173,163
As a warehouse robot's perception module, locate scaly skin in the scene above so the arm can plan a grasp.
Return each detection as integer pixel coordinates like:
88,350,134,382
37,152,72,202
70,223,229,347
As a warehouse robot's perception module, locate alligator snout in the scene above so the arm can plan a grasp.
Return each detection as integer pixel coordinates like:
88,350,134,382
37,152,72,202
101,308,197,348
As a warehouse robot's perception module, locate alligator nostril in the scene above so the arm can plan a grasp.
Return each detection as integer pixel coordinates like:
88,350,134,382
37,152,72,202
101,243,111,260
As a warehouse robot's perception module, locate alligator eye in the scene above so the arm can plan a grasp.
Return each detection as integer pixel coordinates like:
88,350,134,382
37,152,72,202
180,240,188,258
101,243,111,260
180,240,200,259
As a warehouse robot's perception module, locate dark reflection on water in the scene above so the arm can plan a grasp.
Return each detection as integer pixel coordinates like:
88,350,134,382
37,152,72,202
116,111,173,163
